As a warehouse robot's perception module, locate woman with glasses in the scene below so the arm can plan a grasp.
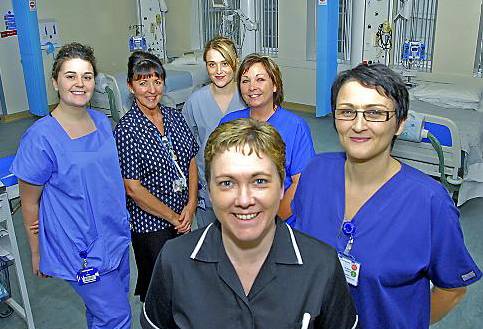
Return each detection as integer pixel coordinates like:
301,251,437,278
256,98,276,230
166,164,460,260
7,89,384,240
219,54,315,220
292,64,481,329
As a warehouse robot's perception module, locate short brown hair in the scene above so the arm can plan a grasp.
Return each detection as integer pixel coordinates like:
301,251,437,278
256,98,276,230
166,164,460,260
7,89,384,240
204,118,286,186
203,36,239,72
237,53,284,106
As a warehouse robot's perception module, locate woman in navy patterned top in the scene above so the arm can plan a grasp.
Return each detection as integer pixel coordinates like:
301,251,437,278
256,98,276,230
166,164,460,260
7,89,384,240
114,51,199,302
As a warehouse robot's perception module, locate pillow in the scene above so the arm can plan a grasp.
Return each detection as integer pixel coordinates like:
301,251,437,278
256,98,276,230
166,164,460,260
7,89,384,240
410,82,482,110
170,52,204,65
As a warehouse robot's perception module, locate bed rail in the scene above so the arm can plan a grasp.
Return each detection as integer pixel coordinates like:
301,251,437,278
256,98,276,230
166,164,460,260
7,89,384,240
392,112,463,185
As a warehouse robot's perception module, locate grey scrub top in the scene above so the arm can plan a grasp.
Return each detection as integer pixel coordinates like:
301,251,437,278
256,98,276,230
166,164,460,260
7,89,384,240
141,219,359,329
182,85,246,208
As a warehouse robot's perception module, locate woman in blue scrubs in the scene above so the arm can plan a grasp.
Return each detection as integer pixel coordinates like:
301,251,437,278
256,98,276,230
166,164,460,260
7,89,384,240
12,43,131,329
292,63,481,329
220,54,315,220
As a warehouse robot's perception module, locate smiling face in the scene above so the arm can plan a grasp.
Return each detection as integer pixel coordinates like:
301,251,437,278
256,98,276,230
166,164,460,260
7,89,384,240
239,62,277,111
52,58,95,108
129,71,164,112
206,49,235,89
335,80,405,163
209,146,283,248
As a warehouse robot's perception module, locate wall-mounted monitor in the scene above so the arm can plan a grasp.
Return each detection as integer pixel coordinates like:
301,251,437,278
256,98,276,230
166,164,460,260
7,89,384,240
212,0,228,8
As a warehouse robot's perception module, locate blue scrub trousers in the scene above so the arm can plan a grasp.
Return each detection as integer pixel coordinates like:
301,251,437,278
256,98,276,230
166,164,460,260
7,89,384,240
69,248,131,329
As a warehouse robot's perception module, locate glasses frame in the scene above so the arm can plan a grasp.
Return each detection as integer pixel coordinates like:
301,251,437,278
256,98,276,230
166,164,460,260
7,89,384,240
334,109,396,122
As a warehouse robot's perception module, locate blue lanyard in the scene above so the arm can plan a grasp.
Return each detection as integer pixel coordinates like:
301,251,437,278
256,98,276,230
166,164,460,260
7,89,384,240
341,221,356,256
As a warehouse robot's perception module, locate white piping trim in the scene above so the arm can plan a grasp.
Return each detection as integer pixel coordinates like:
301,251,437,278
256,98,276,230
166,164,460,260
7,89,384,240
286,224,303,265
142,303,161,329
190,223,214,259
351,315,359,329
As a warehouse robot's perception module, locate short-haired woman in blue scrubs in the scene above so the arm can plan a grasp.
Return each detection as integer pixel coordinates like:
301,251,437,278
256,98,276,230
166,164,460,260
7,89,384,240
11,43,131,329
292,63,481,329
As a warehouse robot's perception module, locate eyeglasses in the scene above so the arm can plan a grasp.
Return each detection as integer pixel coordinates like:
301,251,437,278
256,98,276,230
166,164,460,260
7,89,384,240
334,109,396,122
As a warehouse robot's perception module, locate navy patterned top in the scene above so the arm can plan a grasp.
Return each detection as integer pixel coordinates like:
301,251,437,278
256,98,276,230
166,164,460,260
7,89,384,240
114,102,199,233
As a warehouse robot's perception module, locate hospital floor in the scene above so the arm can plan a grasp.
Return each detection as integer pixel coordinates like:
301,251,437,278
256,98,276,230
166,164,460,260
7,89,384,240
1,111,482,329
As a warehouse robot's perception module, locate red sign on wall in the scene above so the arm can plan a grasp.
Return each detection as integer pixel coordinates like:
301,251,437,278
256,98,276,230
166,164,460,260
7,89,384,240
1,29,17,38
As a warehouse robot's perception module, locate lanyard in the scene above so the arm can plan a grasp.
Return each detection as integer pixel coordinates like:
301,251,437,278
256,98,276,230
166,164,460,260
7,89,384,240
341,221,356,256
154,130,186,182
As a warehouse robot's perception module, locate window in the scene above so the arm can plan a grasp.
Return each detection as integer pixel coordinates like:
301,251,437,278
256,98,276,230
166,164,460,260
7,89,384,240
307,0,348,62
199,0,278,57
255,0,278,57
392,0,438,72
200,0,241,48
338,0,352,62
474,1,483,78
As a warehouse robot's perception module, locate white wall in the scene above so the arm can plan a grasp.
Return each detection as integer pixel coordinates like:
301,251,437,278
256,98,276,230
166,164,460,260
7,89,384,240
277,1,317,106
165,0,199,57
432,0,481,78
38,1,137,105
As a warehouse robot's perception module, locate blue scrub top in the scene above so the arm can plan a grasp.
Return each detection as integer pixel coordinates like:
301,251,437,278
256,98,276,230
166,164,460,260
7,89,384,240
11,109,131,281
292,152,481,329
220,107,315,190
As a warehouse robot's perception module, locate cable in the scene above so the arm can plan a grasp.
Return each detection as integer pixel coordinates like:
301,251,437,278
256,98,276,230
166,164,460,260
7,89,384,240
425,131,450,190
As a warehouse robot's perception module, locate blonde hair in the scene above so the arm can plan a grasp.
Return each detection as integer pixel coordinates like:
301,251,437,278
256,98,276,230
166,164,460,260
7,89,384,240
204,118,286,186
203,36,239,71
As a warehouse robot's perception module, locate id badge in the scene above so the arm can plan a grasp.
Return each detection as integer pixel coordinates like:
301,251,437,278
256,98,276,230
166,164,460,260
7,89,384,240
337,253,361,286
172,177,187,193
197,197,206,210
76,267,100,286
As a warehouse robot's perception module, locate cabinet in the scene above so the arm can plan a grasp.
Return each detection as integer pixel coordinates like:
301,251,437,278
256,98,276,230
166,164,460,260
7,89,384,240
0,182,35,328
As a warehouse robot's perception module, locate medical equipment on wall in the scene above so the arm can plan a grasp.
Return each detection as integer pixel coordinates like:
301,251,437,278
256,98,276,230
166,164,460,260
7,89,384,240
401,40,426,67
135,0,168,62
393,111,464,192
356,0,392,65
212,0,229,8
38,19,61,57
128,25,147,52
349,0,432,70
398,40,425,86
211,0,257,54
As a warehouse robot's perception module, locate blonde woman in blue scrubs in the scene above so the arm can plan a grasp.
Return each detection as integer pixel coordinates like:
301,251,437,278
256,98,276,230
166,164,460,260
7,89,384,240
12,43,131,329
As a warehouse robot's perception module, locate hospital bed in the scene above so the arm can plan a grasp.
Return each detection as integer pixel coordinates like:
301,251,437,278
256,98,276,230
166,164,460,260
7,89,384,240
90,53,210,119
391,81,483,205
